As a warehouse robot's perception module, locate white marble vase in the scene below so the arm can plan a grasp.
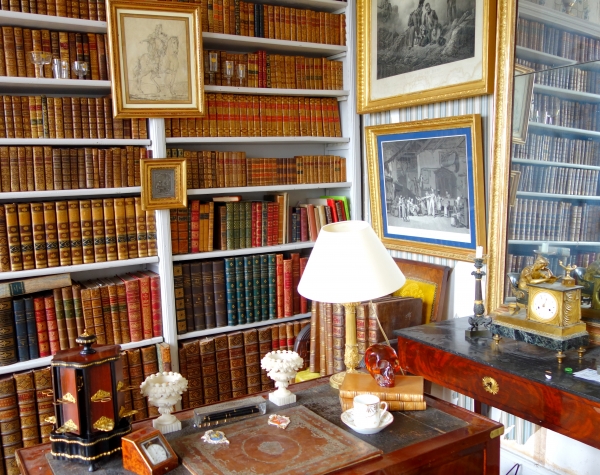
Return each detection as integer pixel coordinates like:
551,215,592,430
261,350,304,406
140,372,188,434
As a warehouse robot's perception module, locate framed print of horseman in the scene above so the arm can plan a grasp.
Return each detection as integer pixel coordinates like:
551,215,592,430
356,0,496,113
107,1,204,118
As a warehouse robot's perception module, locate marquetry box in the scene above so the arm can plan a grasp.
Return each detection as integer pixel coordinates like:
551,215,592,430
49,332,132,471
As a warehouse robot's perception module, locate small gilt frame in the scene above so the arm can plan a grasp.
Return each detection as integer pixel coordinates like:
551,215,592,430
141,159,187,211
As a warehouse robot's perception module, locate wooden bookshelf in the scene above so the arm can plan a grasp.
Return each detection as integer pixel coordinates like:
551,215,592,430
172,242,315,262
188,182,351,195
0,10,106,33
0,77,111,94
0,138,151,146
166,136,350,144
0,187,142,200
204,85,350,99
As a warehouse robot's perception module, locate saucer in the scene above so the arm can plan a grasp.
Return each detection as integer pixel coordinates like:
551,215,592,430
340,408,394,435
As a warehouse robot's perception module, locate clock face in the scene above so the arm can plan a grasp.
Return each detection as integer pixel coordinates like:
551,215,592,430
531,291,558,321
142,441,168,465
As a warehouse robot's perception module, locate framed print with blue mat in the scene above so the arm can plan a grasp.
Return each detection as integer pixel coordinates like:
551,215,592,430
366,115,486,262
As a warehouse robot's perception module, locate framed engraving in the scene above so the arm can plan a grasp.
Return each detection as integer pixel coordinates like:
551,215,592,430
141,159,187,211
512,64,534,145
107,0,204,118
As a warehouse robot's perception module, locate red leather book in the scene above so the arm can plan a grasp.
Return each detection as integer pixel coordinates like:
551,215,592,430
103,279,122,345
33,295,49,357
291,252,300,314
326,198,339,222
44,292,59,355
108,276,130,344
96,281,116,345
275,253,284,318
129,272,152,340
214,334,232,401
119,274,143,342
299,206,308,241
199,337,219,405
278,323,286,350
139,270,162,338
271,324,279,350
182,340,203,408
299,256,308,313
190,200,200,253
283,258,293,318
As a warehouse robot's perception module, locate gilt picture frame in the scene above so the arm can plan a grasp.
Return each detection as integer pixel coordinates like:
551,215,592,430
356,0,496,113
141,159,187,211
512,64,535,145
366,115,486,261
107,0,204,118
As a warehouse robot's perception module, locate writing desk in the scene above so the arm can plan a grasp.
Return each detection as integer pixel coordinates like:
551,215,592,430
396,317,600,450
17,377,502,475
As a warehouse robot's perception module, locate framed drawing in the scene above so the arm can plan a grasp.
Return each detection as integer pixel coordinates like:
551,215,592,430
356,0,496,113
107,0,204,118
141,159,187,211
366,115,486,262
508,170,521,208
512,64,534,144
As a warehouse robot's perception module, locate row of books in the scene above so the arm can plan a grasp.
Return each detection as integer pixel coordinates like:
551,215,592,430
0,197,157,272
512,133,600,166
518,59,600,95
0,343,167,475
532,93,600,132
0,28,109,80
173,252,308,334
0,95,148,140
0,270,162,365
516,18,600,63
0,146,147,193
169,195,349,255
204,50,344,90
196,0,346,46
165,95,342,138
166,150,347,188
178,319,310,409
0,0,107,21
512,163,599,196
509,198,600,242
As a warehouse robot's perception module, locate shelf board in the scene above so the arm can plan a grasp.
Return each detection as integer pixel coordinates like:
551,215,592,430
166,136,349,145
0,256,159,280
0,138,151,146
188,182,350,195
512,158,600,171
177,313,311,340
0,337,163,375
515,46,575,67
202,32,347,56
509,240,600,247
257,0,346,13
516,191,600,201
0,187,141,200
519,2,600,41
204,85,349,99
0,77,111,94
0,10,107,33
534,84,600,103
527,122,600,139
173,242,314,261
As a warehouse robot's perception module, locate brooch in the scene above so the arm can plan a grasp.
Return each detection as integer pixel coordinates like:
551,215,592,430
201,430,229,444
268,414,291,429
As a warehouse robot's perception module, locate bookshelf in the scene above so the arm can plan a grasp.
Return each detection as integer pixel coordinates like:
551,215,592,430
0,76,111,94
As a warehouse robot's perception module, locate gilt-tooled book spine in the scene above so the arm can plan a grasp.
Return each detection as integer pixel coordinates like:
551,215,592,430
17,202,34,270
146,210,157,257
32,146,44,191
214,334,232,401
224,257,237,326
241,255,254,324
55,200,71,266
190,262,205,331
2,27,17,78
90,198,106,262
133,272,152,340
257,326,273,390
32,296,49,358
51,287,68,351
283,258,292,318
124,197,138,259
325,302,333,375
183,340,203,408
86,285,106,345
0,297,17,365
97,282,114,344
212,259,226,329
134,197,148,258
157,341,171,373
126,348,148,421
199,337,219,404
113,198,128,260
41,202,57,268
120,350,134,412
71,283,84,337
173,263,186,335
170,209,179,255
278,322,286,350
44,292,59,355
77,200,92,264
120,275,142,342
202,260,216,329
79,287,94,335
243,329,261,394
356,302,368,359
14,371,39,449
178,346,190,409
259,254,269,321
266,253,276,320
0,375,22,475
140,270,162,338
234,256,246,325
29,202,47,269
339,398,426,413
140,345,159,416
65,200,82,266
33,367,53,445
0,206,9,272
23,296,38,360
61,97,72,137
181,263,194,334
227,331,247,398
332,303,345,373
309,300,320,373
109,277,130,343
102,198,117,262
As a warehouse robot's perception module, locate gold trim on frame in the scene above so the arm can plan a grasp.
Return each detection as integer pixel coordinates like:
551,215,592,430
141,158,188,211
356,0,497,114
107,0,204,118
365,115,487,262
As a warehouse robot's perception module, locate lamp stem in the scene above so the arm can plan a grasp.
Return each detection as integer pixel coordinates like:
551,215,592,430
330,302,360,389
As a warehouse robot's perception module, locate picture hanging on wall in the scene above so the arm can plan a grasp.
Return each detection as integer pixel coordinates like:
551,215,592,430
141,158,188,211
107,0,204,118
512,64,535,145
365,115,486,261
356,0,496,113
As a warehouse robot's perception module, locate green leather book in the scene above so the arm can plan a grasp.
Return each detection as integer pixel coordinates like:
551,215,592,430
244,201,252,248
24,296,38,360
226,202,234,250
233,202,241,250
268,253,277,320
13,297,29,362
235,256,246,325
243,256,254,324
224,257,237,326
261,201,268,246
260,254,269,320
202,261,216,329
253,255,262,322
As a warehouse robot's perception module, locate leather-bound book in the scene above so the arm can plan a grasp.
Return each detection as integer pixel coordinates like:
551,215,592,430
33,367,53,444
51,287,69,350
17,202,34,270
83,147,93,187
283,258,292,317
189,200,199,253
119,274,143,342
202,260,216,329
156,341,171,373
130,272,152,340
85,283,106,344
59,148,70,189
77,200,93,264
102,198,117,261
234,256,246,325
23,296,38,360
32,296,49,357
317,302,326,375
96,281,114,344
170,209,179,255
356,302,369,360
199,337,219,404
309,300,320,373
270,322,279,351
182,340,203,408
71,283,84,336
29,202,47,269
260,254,269,320
208,260,225,329
14,371,39,447
227,331,247,397
332,303,345,373
214,334,232,401
43,292,59,355
178,346,190,409
140,345,159,416
107,277,130,343
367,297,423,346
32,146,44,191
41,202,58,268
277,323,286,350
0,375,22,475
290,252,300,313
65,200,82,266
61,97,72,137
13,298,28,362
177,207,189,255
275,254,283,318
325,302,333,374
60,285,76,348
181,263,194,333
133,197,148,257
90,199,106,262
0,205,9,272
173,263,186,335
55,200,71,266
79,287,94,335
286,322,295,350
138,270,162,338
190,262,205,331
257,326,273,390
145,210,157,257
10,96,23,141
339,397,426,413
113,197,128,260
126,348,148,421
0,147,9,193
242,256,254,323
43,147,54,191
0,297,16,366
2,26,17,77
224,257,237,326
124,197,137,259
120,350,134,412
243,329,261,394
3,97,15,139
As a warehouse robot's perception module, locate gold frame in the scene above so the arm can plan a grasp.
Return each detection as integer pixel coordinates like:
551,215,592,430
141,159,188,211
356,0,497,114
107,0,204,118
365,114,486,262
512,64,534,144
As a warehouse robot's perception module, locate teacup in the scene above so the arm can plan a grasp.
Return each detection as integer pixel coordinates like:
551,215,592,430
353,394,388,429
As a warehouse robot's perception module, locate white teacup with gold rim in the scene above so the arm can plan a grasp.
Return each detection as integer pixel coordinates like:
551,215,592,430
352,394,389,429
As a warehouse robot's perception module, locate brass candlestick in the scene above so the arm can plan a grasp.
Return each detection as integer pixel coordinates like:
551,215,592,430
466,257,492,337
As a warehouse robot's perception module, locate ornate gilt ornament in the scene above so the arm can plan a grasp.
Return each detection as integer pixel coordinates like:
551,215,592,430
91,389,112,403
482,377,499,395
119,406,139,419
56,419,78,433
45,416,57,424
93,416,115,432
57,392,76,404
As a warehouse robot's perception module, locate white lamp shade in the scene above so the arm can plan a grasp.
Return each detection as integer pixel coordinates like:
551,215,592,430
298,220,406,303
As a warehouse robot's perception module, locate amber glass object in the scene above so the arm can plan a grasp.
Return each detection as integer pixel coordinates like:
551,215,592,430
364,343,401,388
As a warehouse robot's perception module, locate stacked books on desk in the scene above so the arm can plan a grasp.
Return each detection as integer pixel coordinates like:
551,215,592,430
339,372,426,412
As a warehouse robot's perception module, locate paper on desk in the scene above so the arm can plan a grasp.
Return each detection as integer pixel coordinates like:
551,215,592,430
573,368,600,383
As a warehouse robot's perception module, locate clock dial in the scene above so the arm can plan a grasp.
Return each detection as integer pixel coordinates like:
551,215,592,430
531,291,558,321
143,443,168,465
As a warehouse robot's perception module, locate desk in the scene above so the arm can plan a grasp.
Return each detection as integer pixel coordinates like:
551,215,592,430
395,317,600,450
17,377,502,475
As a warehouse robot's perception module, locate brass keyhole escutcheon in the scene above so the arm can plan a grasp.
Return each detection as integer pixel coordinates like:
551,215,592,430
482,376,499,395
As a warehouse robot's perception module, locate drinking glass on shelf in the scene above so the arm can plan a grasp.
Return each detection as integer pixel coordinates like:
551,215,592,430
52,59,69,79
30,51,52,78
237,63,246,87
72,61,89,80
209,52,219,85
224,60,234,86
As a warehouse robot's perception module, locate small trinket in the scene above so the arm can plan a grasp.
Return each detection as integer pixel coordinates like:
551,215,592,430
545,371,552,380
268,414,290,429
201,430,229,444
565,367,573,374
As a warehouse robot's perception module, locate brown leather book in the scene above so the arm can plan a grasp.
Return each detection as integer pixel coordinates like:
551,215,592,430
113,197,128,260
30,202,47,269
339,396,426,412
0,29,6,77
119,274,143,342
145,210,157,257
42,202,58,268
17,202,34,270
103,97,113,138
0,147,9,192
14,371,40,448
243,329,261,395
173,263,186,335
126,348,148,421
71,283,85,336
44,292,60,354
257,326,273,390
52,287,68,350
96,281,114,344
133,197,148,258
43,147,54,191
156,341,171,373
96,98,105,139
199,337,219,404
0,375,22,475
84,282,106,344
66,200,82,265
103,198,117,262
71,96,82,139
90,199,106,262
214,334,232,401
33,367,53,444
130,272,152,340
140,345,159,416
62,97,73,138
339,373,424,402
79,97,90,139
11,96,23,140
87,0,97,22
181,263,194,333
60,285,76,348
120,350,134,412
178,346,190,409
227,331,247,398
212,260,226,328
59,149,70,190
33,296,50,358
2,26,17,77
124,197,138,259
55,200,71,266
78,200,93,264
367,297,423,346
5,203,22,271
332,303,345,373
0,206,10,272
3,96,15,139
79,287,95,337
88,97,97,139
0,297,16,366
108,276,130,344
53,97,64,139
32,146,45,191
182,340,203,408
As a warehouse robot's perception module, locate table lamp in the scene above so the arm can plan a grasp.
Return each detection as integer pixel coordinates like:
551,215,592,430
298,220,406,389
